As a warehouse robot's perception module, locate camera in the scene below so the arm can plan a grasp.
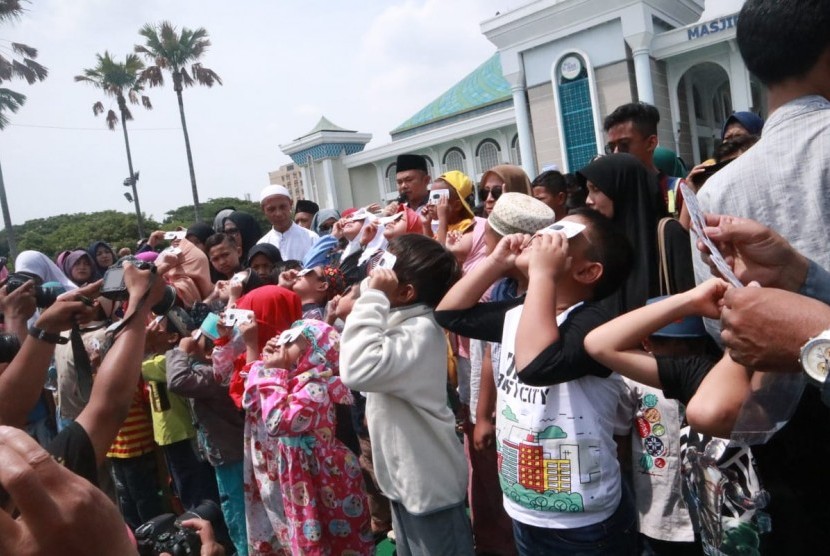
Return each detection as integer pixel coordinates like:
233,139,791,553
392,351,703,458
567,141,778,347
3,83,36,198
101,256,176,315
135,500,226,556
5,272,62,308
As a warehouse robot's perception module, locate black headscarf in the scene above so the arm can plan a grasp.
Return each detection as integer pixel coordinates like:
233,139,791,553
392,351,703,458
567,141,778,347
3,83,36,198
186,222,214,246
87,241,115,279
223,211,262,258
246,243,282,267
578,153,664,315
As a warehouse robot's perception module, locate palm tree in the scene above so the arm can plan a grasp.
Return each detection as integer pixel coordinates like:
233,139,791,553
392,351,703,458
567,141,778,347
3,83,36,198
75,52,151,238
0,0,49,258
135,21,222,222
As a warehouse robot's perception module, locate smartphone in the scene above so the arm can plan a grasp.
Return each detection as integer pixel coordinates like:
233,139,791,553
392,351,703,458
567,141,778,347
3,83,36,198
429,189,450,205
163,231,186,240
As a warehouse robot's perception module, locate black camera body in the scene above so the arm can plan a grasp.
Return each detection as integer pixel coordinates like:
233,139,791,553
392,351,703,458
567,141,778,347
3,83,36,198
135,501,224,556
101,256,176,315
5,272,61,308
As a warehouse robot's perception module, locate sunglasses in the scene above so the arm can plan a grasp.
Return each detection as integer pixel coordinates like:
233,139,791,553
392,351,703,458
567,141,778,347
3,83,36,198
479,185,503,203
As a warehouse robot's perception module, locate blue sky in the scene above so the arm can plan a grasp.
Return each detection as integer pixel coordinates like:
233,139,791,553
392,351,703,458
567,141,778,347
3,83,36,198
0,0,509,223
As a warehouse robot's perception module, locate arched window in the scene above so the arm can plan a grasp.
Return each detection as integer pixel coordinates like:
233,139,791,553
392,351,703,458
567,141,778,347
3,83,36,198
443,148,465,172
476,139,500,174
423,155,435,178
555,53,599,171
510,134,521,166
385,163,397,195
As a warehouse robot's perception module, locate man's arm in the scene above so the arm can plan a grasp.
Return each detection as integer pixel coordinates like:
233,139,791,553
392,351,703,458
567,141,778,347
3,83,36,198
0,281,101,428
75,264,166,465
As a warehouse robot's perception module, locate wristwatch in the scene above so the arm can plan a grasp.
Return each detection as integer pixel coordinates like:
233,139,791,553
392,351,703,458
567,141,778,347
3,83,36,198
799,329,830,386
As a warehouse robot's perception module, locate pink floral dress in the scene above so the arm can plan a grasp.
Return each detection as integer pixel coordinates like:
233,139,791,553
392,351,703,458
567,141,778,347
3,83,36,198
243,320,373,555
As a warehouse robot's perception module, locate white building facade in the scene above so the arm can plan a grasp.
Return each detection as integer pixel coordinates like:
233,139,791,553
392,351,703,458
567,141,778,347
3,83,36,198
280,0,760,210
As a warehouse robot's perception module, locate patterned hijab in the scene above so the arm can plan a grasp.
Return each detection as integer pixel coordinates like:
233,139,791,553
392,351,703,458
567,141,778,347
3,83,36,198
290,319,341,377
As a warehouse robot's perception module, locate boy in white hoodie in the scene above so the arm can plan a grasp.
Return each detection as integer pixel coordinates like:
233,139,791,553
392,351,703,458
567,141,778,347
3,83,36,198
340,234,474,556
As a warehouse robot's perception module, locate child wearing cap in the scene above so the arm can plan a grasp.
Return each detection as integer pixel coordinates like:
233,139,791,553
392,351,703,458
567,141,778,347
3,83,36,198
339,234,475,555
436,208,636,555
585,279,767,555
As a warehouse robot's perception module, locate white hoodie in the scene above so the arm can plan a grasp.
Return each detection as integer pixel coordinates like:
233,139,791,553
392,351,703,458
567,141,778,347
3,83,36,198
340,287,467,515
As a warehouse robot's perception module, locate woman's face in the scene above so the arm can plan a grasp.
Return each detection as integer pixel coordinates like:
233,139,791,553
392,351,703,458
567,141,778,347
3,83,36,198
481,174,504,216
585,181,614,219
71,258,93,283
317,217,337,235
95,246,114,268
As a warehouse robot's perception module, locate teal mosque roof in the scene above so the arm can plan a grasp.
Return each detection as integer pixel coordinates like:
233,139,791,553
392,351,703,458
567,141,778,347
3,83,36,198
391,53,511,135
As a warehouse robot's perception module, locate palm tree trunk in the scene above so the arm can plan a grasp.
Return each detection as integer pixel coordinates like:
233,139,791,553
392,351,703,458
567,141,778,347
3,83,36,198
174,76,201,222
120,111,145,239
0,158,17,260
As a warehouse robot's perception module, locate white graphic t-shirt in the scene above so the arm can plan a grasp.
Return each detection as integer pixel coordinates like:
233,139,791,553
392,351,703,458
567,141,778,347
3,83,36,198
496,304,624,529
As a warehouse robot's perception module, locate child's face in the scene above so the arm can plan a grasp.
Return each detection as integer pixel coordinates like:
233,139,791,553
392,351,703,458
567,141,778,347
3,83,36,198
382,213,407,240
343,219,364,241
292,267,326,299
334,285,360,321
515,214,592,277
263,335,308,369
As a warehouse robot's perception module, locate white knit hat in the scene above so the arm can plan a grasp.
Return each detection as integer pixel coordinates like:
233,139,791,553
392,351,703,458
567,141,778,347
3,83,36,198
488,193,555,236
259,184,291,203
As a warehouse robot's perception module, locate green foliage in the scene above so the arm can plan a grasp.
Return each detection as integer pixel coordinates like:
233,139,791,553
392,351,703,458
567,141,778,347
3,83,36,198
162,196,268,232
0,196,265,263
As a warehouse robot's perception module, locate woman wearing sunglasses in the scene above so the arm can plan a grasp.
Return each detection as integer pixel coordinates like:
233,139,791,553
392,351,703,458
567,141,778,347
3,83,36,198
478,164,532,216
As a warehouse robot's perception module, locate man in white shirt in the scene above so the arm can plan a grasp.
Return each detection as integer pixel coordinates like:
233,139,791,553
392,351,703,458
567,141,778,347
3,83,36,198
256,184,318,261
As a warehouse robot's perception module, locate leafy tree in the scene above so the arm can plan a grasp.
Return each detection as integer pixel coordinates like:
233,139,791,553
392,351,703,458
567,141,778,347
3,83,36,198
0,196,262,264
0,0,48,258
75,52,152,238
162,196,269,235
135,21,222,222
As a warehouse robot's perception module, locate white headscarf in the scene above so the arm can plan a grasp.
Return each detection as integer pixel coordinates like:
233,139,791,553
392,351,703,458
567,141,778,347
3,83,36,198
15,250,77,291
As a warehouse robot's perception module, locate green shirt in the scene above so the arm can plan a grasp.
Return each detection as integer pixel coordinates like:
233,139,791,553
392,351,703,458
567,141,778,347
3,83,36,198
141,354,195,446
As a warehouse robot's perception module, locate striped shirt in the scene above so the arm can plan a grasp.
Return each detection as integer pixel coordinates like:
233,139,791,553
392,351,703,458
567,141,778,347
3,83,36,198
106,382,156,459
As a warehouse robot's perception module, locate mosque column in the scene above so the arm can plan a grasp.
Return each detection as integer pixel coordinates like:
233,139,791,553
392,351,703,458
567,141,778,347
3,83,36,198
625,32,655,105
510,83,537,178
727,40,753,111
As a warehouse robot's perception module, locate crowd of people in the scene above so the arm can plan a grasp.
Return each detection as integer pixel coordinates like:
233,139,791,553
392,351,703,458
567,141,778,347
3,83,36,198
1,1,830,555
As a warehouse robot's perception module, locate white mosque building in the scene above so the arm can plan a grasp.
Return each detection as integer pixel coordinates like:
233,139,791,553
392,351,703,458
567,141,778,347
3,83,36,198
278,0,758,209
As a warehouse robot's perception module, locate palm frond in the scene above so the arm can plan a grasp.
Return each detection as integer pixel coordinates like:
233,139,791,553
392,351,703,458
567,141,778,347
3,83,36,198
128,88,138,104
179,67,194,88
92,101,104,116
141,95,152,110
11,59,37,84
139,66,164,87
105,109,118,130
11,42,37,58
0,87,27,130
23,58,47,81
122,105,134,122
192,63,222,87
0,0,24,21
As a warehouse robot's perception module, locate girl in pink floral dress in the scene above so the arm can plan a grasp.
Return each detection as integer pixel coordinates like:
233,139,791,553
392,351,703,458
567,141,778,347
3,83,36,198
243,319,373,555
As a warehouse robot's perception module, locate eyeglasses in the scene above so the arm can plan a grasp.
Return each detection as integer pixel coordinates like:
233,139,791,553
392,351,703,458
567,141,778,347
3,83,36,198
318,223,333,232
479,185,503,203
224,227,241,235
604,140,631,155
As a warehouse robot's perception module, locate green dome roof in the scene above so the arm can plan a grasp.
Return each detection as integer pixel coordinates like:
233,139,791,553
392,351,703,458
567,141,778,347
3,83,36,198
391,53,511,135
